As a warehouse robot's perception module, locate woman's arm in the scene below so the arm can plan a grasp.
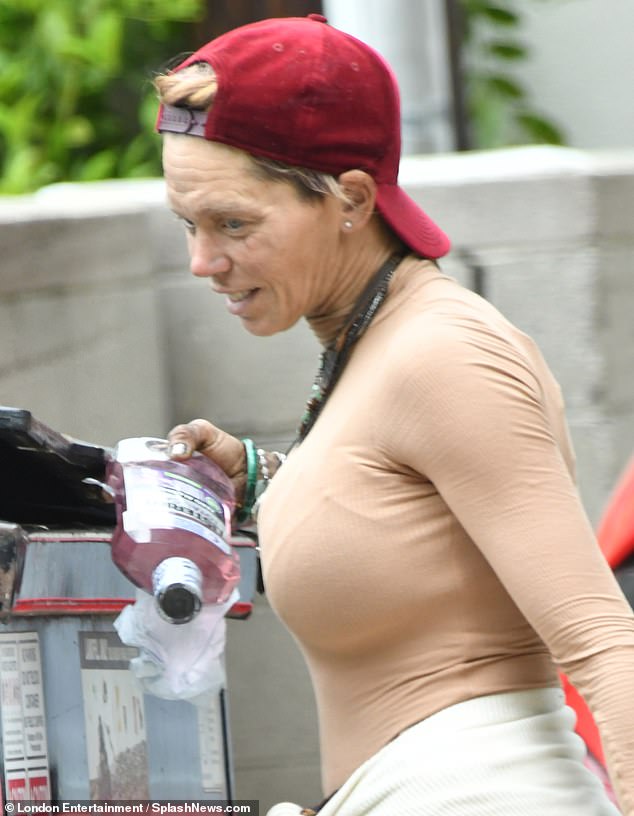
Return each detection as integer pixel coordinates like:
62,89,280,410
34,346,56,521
384,317,634,814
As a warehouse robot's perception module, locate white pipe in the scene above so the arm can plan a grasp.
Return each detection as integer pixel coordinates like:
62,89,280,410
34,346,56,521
322,0,454,154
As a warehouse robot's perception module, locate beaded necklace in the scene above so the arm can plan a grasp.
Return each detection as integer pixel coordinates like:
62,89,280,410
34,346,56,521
294,252,404,446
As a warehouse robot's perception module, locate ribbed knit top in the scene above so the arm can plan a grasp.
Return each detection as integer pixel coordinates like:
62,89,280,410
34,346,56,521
257,258,634,812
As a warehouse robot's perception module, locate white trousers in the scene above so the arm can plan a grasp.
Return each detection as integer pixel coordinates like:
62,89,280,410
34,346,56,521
267,687,621,815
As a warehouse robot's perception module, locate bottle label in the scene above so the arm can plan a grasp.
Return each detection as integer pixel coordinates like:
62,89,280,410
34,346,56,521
122,465,231,555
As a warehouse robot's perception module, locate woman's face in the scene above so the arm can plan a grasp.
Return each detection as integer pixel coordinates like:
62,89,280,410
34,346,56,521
163,135,343,336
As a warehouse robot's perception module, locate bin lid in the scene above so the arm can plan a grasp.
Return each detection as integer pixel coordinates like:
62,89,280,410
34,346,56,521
0,406,115,526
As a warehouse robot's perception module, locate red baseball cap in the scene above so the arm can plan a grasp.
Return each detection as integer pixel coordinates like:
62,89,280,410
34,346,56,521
157,14,450,259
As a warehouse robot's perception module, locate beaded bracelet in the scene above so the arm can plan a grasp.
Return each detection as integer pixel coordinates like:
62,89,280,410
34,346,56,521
236,437,258,523
255,447,273,502
272,451,287,468
257,448,270,481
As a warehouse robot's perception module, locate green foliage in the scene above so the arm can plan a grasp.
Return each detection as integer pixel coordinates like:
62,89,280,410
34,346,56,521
0,1,568,192
0,0,203,194
459,0,567,148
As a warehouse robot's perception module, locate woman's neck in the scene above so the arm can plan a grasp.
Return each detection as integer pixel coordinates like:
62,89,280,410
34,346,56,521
306,228,405,347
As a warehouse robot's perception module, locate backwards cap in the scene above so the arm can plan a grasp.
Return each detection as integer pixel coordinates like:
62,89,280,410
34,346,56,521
157,14,450,259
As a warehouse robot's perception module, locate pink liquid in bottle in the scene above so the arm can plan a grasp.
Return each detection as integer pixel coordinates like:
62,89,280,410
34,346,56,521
107,438,240,623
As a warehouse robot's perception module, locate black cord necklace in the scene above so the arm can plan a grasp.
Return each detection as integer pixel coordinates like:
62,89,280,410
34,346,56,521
293,252,404,447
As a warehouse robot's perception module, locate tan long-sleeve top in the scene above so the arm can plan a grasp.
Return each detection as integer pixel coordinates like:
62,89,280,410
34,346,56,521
257,258,634,811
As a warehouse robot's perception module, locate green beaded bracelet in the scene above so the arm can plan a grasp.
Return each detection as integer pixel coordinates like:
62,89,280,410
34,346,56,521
236,437,258,522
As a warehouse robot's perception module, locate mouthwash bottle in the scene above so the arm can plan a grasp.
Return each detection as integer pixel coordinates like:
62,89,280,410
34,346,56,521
107,437,240,623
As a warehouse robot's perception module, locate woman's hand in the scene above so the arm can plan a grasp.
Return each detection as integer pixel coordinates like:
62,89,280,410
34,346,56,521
167,418,247,506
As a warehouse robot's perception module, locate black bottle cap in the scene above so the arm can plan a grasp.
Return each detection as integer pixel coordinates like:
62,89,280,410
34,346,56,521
158,585,201,624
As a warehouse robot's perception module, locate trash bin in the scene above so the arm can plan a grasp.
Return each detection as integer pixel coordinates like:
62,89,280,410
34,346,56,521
0,407,258,803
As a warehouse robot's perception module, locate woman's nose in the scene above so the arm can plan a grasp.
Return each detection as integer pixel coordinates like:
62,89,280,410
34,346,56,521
189,235,231,278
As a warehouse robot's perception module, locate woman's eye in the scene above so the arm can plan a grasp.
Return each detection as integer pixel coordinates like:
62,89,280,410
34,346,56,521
224,218,245,232
174,214,196,234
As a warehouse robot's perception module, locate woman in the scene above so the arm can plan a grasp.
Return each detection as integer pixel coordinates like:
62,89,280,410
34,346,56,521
156,15,634,816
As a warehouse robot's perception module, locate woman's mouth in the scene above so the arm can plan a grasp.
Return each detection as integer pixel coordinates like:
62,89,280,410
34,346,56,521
224,288,260,315
227,289,254,303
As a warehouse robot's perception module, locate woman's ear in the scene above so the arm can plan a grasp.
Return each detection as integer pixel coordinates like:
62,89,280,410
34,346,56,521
337,170,378,231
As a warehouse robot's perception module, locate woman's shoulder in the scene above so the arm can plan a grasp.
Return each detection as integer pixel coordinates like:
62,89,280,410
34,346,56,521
389,272,525,350
380,274,547,396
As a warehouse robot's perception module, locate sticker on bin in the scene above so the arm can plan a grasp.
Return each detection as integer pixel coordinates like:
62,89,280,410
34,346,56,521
0,632,51,800
79,631,149,800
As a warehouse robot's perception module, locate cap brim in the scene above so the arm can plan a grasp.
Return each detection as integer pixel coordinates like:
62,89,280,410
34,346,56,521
376,184,450,259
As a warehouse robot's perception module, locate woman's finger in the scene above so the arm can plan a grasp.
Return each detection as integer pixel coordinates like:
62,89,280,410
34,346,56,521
167,421,204,459
167,418,246,480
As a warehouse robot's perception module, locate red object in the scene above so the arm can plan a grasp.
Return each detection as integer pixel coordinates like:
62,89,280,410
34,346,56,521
13,597,132,615
27,775,51,801
596,456,634,569
560,672,606,765
7,776,27,801
562,456,634,770
156,15,450,260
12,596,252,619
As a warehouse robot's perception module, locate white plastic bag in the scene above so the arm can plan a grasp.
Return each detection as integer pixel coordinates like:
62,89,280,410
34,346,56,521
114,587,238,701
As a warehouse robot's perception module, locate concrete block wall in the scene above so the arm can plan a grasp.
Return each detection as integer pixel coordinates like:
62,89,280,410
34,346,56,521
1,147,634,811
0,188,170,446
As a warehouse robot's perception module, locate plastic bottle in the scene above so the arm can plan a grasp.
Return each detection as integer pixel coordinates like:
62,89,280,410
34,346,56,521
106,437,240,624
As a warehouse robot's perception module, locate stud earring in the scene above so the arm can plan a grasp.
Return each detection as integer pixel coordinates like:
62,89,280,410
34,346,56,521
343,220,353,229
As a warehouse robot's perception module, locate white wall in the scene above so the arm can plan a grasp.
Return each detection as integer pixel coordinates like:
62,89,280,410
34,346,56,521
514,0,634,149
